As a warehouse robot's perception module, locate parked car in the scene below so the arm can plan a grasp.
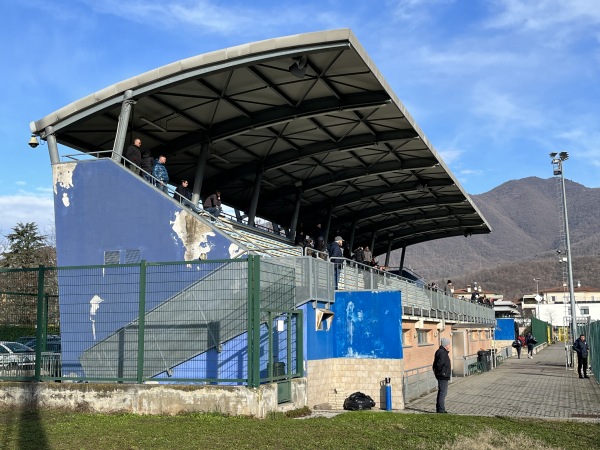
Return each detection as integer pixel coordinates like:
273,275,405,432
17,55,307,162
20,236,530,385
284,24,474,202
0,341,36,371
23,335,61,353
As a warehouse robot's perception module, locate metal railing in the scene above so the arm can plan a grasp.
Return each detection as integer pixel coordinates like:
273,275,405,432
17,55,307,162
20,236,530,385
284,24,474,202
403,364,437,403
334,258,495,324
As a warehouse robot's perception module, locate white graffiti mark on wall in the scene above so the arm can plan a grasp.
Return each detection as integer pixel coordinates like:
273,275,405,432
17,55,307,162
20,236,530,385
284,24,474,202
89,294,104,341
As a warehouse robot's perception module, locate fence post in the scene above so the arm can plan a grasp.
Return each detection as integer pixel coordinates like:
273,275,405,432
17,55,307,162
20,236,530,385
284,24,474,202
296,309,304,376
247,255,261,387
136,260,147,383
34,265,46,381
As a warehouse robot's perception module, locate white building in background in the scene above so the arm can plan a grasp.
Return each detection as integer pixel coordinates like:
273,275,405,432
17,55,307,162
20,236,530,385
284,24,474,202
520,286,600,326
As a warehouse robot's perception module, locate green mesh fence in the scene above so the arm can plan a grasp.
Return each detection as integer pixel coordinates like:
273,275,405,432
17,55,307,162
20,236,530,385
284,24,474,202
531,317,551,345
0,257,303,385
589,321,599,382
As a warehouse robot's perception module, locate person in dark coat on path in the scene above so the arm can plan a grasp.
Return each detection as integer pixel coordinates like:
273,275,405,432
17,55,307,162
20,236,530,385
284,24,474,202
573,334,590,379
433,337,451,413
525,332,535,359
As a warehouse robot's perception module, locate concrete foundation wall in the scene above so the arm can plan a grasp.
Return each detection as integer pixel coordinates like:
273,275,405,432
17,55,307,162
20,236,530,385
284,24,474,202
0,379,307,418
306,358,404,411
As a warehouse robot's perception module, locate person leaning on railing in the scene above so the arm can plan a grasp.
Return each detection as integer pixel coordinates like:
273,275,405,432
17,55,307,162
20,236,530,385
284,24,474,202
203,190,222,219
125,138,142,175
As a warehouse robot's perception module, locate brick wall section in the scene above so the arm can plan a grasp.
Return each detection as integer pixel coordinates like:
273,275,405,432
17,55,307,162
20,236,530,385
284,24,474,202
307,358,404,410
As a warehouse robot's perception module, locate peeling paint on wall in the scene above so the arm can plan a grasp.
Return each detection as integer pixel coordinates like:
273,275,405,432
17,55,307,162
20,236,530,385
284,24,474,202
89,294,104,341
62,192,70,207
53,162,77,194
171,210,217,261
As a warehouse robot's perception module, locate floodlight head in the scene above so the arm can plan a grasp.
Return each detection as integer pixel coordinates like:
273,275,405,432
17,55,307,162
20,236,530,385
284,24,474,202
549,152,558,158
559,151,569,161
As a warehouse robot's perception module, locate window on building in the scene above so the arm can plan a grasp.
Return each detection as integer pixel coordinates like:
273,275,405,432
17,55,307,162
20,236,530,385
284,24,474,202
417,330,429,345
580,307,589,315
551,295,556,302
402,329,411,347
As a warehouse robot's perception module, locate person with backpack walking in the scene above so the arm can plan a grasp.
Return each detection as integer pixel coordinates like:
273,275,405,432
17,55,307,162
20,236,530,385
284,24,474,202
525,332,536,359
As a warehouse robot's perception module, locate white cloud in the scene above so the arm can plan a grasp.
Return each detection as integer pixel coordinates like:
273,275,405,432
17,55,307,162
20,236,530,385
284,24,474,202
79,0,327,35
487,0,600,32
0,195,55,237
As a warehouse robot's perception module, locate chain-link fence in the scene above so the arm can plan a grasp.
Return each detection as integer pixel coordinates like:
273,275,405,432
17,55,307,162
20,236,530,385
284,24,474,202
0,256,303,386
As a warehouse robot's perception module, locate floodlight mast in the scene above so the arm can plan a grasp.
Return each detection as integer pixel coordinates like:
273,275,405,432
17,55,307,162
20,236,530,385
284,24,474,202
550,152,577,343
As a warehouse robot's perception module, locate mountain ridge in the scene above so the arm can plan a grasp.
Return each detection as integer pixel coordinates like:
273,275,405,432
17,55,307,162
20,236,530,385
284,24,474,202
389,177,600,300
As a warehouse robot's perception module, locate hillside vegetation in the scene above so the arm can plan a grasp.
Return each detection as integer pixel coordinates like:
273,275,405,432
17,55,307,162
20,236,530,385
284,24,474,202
388,177,600,300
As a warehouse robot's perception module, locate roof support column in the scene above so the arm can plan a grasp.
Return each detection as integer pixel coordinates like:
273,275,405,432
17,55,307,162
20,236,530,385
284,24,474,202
348,219,357,252
398,245,406,272
111,90,135,163
191,141,210,206
370,232,376,258
289,187,303,244
324,205,333,244
247,165,264,227
44,126,59,165
384,235,393,267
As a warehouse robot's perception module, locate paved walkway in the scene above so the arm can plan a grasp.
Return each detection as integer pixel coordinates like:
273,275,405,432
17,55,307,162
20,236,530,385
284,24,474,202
405,344,600,421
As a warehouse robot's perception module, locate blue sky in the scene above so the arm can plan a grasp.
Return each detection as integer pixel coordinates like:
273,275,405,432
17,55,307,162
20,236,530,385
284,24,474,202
1,0,599,236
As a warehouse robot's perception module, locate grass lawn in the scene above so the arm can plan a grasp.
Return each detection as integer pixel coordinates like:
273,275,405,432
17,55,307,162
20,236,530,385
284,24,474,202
1,408,598,450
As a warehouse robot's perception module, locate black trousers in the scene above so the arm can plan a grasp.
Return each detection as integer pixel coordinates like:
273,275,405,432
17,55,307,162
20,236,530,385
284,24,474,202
577,354,588,376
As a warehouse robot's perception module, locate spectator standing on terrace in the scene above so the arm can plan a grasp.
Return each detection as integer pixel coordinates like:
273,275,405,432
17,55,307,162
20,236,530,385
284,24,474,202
363,245,372,264
204,190,222,219
573,334,589,379
140,148,154,182
354,246,365,265
295,222,306,246
314,223,325,251
152,155,169,193
444,280,454,295
328,236,344,289
125,138,142,175
432,337,451,414
175,180,199,213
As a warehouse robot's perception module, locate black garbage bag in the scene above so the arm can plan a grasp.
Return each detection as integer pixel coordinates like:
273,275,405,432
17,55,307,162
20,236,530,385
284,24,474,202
343,391,376,411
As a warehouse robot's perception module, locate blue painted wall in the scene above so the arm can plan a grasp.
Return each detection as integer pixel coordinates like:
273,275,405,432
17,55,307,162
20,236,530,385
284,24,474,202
495,318,517,341
302,290,403,361
53,159,239,376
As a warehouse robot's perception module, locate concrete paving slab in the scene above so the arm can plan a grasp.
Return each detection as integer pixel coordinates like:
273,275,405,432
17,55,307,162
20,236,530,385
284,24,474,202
405,344,600,421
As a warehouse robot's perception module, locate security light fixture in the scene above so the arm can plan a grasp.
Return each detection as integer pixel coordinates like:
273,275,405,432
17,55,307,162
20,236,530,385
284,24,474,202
289,55,308,78
28,134,39,148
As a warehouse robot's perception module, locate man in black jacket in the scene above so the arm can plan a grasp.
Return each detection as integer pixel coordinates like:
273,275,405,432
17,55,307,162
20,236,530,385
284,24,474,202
573,334,590,379
125,138,142,174
432,337,451,413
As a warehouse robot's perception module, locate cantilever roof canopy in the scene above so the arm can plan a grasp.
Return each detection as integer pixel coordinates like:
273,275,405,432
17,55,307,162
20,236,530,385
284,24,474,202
31,29,490,255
